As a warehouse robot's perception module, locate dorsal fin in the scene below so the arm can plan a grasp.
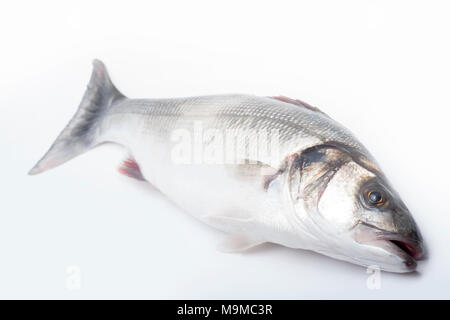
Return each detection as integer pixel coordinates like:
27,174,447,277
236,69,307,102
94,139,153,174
269,96,328,116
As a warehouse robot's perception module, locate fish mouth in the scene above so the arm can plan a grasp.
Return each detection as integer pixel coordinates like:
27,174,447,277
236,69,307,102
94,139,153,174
388,239,423,260
355,223,426,271
377,233,425,261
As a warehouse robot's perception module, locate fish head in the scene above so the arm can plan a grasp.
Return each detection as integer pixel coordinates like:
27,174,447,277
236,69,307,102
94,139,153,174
285,144,425,272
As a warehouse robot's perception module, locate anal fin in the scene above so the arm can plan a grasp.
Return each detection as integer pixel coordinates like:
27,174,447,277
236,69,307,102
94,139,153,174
118,157,145,181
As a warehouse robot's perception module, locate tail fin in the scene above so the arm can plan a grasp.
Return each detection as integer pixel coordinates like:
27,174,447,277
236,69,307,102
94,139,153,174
29,59,125,175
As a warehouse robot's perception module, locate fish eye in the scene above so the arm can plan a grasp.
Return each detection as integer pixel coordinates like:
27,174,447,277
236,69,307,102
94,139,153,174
359,181,391,209
367,190,385,206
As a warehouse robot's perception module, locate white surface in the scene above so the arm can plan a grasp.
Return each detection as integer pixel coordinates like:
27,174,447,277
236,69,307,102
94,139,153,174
1,0,449,299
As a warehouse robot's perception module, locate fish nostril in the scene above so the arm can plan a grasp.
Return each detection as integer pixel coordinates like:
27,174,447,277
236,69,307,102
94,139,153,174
393,207,408,216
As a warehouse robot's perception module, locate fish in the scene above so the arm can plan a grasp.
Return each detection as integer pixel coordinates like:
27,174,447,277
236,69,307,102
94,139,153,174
29,59,426,273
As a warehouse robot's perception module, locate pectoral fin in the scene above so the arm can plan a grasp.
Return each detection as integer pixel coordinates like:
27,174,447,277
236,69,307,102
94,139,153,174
218,233,265,253
224,161,282,191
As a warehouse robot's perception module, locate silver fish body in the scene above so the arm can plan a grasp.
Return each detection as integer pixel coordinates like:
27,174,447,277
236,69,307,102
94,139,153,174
30,60,425,273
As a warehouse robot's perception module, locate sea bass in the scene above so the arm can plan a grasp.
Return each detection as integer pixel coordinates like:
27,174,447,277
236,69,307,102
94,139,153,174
30,60,425,273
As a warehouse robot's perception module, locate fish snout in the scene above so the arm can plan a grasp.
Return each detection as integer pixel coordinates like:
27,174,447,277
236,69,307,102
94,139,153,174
377,229,426,261
355,220,426,272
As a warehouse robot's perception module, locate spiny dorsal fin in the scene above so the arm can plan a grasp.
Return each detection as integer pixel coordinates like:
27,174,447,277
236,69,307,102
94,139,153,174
270,96,328,117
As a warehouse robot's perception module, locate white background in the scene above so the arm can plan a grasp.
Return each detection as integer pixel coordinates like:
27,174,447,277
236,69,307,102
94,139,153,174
1,0,449,299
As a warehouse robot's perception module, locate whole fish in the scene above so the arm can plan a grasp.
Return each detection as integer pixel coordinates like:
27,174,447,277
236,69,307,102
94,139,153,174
30,60,425,273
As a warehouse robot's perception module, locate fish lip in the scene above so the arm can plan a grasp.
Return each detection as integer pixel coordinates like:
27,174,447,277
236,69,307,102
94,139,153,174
359,237,418,271
375,233,425,261
356,222,425,271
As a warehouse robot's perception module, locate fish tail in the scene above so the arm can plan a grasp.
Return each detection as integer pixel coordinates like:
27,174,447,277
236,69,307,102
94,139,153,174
28,59,125,175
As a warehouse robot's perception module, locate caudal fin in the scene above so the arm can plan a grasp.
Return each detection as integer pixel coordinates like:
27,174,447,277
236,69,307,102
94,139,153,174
29,59,125,175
